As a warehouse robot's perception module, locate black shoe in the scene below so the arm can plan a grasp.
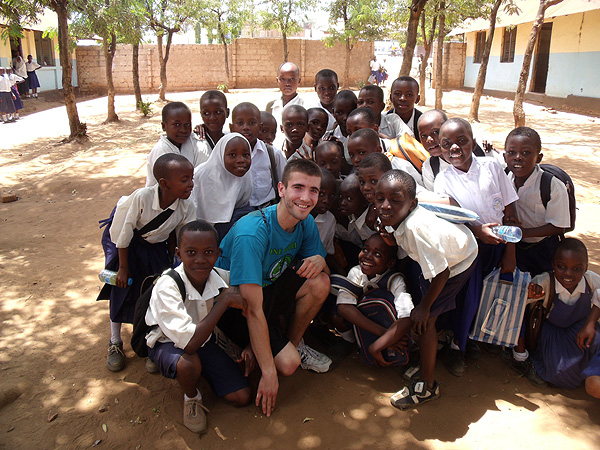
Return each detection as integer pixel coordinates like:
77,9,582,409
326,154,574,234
483,343,502,355
465,340,481,360
510,358,547,387
446,348,466,377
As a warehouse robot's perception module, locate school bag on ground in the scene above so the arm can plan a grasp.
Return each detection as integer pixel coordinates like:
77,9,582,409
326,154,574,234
131,269,186,358
330,270,409,367
469,268,531,347
387,133,429,175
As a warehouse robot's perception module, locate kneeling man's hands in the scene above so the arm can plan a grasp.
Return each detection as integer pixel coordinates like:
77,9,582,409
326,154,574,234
295,255,326,279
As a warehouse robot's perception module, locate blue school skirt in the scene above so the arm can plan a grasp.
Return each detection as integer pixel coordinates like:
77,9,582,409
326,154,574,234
11,86,23,110
97,209,171,324
0,91,16,114
27,71,40,90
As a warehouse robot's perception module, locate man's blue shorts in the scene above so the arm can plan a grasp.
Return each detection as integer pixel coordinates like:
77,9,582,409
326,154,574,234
148,335,249,398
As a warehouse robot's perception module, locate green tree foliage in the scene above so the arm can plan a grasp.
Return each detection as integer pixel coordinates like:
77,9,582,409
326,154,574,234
325,0,387,88
0,0,43,43
259,0,315,62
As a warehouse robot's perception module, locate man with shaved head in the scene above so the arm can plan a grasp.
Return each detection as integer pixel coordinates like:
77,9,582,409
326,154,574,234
267,61,305,148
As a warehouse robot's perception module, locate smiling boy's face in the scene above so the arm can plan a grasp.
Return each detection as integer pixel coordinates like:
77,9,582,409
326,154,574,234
359,234,395,278
375,177,417,229
162,109,192,146
176,230,220,291
440,121,474,173
504,134,542,182
200,97,229,134
418,114,445,157
390,80,419,121
552,248,587,294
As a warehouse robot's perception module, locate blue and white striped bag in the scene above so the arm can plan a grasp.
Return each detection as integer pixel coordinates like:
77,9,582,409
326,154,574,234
469,268,531,347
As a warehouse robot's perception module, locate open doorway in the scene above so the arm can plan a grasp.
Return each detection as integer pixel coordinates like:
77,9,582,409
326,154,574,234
9,36,23,62
531,22,553,94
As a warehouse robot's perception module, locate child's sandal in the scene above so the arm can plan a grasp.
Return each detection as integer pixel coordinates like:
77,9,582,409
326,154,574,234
390,380,440,410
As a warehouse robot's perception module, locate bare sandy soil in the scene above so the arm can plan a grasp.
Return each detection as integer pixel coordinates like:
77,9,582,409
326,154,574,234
1,87,599,450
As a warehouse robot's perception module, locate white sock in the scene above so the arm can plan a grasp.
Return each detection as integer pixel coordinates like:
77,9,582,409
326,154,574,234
513,349,529,362
110,321,122,345
450,340,461,351
184,389,202,402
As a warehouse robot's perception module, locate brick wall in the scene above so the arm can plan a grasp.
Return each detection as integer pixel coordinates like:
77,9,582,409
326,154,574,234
76,39,374,94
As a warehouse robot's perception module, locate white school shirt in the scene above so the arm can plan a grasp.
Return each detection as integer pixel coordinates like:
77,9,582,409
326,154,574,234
348,208,376,241
110,184,195,248
434,156,518,225
249,139,287,207
314,211,336,255
146,134,210,187
335,222,364,248
0,75,11,92
337,266,414,318
422,156,451,192
271,94,305,148
25,61,41,71
8,73,24,87
316,102,337,132
392,205,478,281
145,265,230,349
379,113,413,138
390,155,425,188
530,271,600,312
509,165,571,243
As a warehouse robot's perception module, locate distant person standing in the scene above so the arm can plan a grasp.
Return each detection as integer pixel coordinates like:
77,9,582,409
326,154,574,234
11,53,28,97
25,55,41,98
266,61,304,148
369,56,380,86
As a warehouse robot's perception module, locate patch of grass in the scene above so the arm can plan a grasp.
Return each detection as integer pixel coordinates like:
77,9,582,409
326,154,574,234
356,79,367,90
138,98,152,117
217,83,228,93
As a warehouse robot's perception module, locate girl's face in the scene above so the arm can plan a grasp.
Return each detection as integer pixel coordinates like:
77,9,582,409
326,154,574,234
553,249,588,294
223,137,251,177
440,121,474,172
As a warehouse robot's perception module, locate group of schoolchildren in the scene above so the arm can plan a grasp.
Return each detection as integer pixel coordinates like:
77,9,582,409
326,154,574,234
0,55,41,123
98,61,600,434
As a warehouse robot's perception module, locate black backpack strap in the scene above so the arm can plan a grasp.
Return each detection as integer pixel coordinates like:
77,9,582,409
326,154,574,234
265,143,281,203
540,170,553,209
330,274,364,298
473,143,485,157
165,268,186,301
376,269,401,291
136,208,175,236
431,156,440,178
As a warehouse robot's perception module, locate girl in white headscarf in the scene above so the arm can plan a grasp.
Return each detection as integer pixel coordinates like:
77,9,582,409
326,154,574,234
192,132,253,238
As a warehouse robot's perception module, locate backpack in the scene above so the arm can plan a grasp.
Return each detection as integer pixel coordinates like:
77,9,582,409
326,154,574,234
387,133,429,175
130,269,186,358
539,164,576,233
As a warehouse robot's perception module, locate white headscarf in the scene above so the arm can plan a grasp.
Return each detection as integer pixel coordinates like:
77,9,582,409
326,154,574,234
192,132,253,224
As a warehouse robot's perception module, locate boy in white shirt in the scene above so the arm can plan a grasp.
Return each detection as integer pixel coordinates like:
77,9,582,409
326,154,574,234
266,62,304,147
357,85,412,139
146,220,251,433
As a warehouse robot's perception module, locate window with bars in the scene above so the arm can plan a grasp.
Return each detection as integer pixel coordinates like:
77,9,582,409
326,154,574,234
34,30,55,66
474,31,486,63
500,27,516,63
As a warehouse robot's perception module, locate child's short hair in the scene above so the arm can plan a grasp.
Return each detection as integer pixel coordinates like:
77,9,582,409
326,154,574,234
162,102,191,122
177,219,219,247
307,107,328,120
554,237,588,261
505,127,542,153
282,159,322,186
153,153,191,181
282,104,308,121
335,90,358,107
349,128,380,147
315,69,338,84
232,102,260,118
319,167,336,189
359,85,384,102
27,54,33,59
260,111,276,124
200,90,227,106
392,76,420,93
359,152,392,172
278,61,300,76
348,107,379,127
315,140,342,158
417,109,448,128
380,169,417,200
440,117,473,138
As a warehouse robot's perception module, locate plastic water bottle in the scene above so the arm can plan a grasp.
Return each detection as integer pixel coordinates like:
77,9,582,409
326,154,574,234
492,226,522,243
99,269,133,286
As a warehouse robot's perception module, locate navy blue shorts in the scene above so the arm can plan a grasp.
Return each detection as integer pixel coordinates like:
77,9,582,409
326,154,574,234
148,335,249,398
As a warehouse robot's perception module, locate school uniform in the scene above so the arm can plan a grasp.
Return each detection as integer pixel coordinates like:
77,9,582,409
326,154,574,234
389,155,425,188
348,208,376,242
285,141,313,161
146,264,249,396
314,211,336,255
387,108,423,141
25,60,41,91
509,165,571,276
391,205,478,318
269,94,304,148
530,271,600,388
309,100,336,132
379,113,413,139
8,74,23,110
422,156,451,191
323,126,350,163
0,75,16,115
146,134,210,187
98,184,195,324
247,139,286,207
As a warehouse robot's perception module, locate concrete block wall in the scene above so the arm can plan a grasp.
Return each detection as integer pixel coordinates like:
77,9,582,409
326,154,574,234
432,41,467,89
76,39,374,94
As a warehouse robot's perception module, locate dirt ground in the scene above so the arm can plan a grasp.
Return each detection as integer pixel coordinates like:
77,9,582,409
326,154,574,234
1,87,599,450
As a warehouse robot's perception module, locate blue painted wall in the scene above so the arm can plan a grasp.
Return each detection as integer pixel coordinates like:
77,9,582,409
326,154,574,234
545,51,600,98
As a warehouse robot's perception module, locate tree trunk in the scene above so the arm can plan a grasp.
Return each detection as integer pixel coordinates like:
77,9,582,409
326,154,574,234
400,0,428,77
468,0,502,122
344,37,351,89
132,43,142,110
434,2,445,110
283,32,288,62
217,22,231,84
157,29,176,101
513,0,563,127
51,0,86,141
418,10,436,106
104,32,118,123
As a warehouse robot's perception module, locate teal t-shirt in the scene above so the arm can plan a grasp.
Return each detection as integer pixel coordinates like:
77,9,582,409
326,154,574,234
217,205,326,287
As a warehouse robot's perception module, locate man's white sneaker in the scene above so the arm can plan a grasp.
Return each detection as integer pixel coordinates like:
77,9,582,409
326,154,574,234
183,398,209,433
297,340,332,373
